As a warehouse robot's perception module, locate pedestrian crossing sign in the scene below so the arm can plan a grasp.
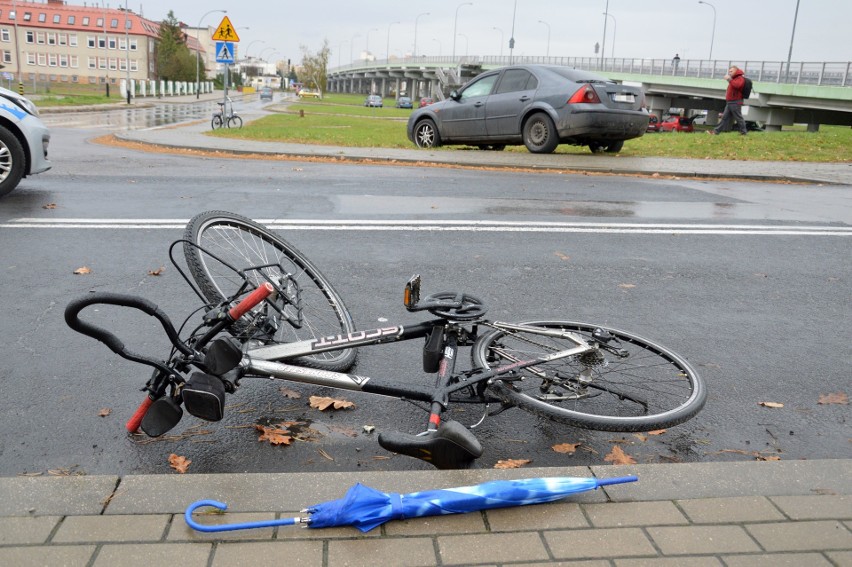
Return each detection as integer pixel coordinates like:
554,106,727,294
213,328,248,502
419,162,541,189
215,42,235,63
212,16,239,42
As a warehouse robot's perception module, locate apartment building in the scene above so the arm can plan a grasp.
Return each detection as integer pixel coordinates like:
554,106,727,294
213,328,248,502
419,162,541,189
0,0,208,87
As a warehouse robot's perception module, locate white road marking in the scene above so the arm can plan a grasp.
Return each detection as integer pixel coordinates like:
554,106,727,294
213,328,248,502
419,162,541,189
2,218,850,236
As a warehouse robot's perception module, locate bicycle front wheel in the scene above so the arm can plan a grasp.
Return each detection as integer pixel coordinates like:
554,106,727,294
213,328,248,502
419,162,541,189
211,115,223,129
472,321,705,432
183,211,357,371
227,115,243,129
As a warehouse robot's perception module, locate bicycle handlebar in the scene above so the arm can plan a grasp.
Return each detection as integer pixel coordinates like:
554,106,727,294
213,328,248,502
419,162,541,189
228,282,274,320
65,292,194,367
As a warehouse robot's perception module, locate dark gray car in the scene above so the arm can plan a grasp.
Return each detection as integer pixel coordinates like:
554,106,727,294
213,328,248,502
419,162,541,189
406,65,649,154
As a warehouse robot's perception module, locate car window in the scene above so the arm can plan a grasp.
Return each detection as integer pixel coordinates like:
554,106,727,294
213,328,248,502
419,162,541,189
495,69,537,94
460,74,498,100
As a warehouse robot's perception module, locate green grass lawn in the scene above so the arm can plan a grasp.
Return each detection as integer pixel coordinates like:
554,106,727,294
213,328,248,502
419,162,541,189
212,101,852,162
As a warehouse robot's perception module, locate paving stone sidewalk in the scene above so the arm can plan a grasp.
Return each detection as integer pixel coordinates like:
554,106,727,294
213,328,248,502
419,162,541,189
1,460,850,566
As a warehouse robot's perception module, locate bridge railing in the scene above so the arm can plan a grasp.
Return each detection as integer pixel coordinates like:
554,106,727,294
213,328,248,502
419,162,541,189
330,56,852,87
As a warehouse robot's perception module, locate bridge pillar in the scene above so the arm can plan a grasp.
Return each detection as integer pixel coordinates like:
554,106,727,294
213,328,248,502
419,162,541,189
807,123,820,132
645,95,673,118
744,106,795,131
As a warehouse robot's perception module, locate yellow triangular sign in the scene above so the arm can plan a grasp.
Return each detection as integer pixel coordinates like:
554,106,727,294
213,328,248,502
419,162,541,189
212,16,239,42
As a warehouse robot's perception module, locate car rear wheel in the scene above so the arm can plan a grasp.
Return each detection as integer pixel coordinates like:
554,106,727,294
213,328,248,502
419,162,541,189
523,113,559,154
413,119,441,148
0,126,26,198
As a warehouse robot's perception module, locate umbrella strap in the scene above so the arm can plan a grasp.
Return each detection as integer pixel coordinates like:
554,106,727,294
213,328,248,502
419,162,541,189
391,492,405,521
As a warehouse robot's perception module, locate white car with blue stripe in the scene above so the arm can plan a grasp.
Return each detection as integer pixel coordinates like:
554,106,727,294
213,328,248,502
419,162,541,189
0,86,51,197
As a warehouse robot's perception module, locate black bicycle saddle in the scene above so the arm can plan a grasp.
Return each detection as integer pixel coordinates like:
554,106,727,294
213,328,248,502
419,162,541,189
378,420,483,469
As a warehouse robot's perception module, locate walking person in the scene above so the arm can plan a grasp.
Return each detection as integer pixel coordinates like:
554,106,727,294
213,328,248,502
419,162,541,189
708,65,748,135
672,53,680,74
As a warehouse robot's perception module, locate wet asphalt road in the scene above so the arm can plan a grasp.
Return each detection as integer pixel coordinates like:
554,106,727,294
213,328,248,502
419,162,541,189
0,114,849,476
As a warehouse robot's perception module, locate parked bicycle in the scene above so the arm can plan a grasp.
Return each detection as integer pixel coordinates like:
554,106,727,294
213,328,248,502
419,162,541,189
65,211,706,469
211,97,242,129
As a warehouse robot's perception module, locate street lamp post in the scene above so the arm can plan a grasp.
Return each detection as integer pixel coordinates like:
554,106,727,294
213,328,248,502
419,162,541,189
537,20,551,58
785,0,801,83
195,9,226,99
697,0,716,60
386,21,400,60
414,12,429,58
452,2,473,60
245,39,264,60
124,0,130,104
493,27,504,59
600,0,610,71
602,13,616,58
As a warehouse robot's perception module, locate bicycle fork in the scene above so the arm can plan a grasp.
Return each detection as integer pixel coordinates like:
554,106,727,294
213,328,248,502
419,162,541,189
426,330,458,433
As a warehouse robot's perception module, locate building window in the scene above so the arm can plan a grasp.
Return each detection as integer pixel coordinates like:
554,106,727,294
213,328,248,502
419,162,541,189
68,15,75,25
87,36,96,48
60,54,68,67
119,38,127,50
2,50,11,64
48,54,57,67
53,14,60,24
98,37,106,49
70,55,79,68
96,18,103,27
0,29,8,42
23,12,31,22
36,32,45,44
69,35,78,47
9,11,15,21
87,57,96,69
82,16,89,25
47,33,56,46
26,31,34,43
38,13,46,23
98,57,106,70
108,38,116,49
110,18,118,29
119,58,126,71
26,52,36,65
130,39,138,51
130,60,138,72
58,33,67,46
37,53,46,66
108,58,117,71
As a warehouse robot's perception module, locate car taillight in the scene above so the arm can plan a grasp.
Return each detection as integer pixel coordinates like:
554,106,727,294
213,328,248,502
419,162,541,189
567,85,601,104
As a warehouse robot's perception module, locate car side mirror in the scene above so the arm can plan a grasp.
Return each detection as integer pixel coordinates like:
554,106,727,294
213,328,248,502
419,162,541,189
450,90,460,101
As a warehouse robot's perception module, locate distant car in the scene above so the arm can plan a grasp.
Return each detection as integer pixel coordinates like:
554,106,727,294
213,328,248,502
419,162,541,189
0,86,51,197
364,95,383,107
298,89,321,99
259,87,273,101
407,64,648,154
395,96,413,109
419,97,434,107
657,115,696,133
646,115,660,132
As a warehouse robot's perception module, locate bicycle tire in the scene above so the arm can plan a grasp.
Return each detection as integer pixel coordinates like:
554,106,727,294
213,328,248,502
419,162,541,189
472,321,705,432
228,115,243,129
211,115,223,129
183,211,357,372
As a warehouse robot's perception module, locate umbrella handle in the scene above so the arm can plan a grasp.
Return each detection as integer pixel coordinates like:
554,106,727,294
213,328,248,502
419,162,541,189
185,499,301,532
595,475,639,487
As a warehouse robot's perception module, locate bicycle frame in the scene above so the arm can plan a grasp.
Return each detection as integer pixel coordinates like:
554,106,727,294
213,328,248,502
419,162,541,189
240,319,594,428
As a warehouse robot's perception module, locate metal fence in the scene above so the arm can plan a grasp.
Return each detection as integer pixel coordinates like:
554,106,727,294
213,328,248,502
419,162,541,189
332,56,852,88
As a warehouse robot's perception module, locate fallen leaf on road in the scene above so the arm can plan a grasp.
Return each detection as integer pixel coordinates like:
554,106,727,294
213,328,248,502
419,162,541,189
604,446,637,465
818,392,847,405
42,203,57,209
73,266,91,275
759,402,784,408
552,442,580,454
97,408,111,417
554,252,570,261
309,395,355,411
619,283,636,289
255,424,293,445
168,454,191,474
494,458,532,469
279,387,302,399
147,267,165,276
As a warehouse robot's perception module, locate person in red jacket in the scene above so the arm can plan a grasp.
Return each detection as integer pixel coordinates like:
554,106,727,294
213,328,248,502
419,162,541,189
708,66,748,135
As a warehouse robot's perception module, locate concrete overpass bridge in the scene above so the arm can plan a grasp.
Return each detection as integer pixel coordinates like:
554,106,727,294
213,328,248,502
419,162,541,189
326,56,852,130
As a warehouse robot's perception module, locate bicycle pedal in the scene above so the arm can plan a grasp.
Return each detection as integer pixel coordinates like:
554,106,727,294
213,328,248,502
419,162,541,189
378,420,483,470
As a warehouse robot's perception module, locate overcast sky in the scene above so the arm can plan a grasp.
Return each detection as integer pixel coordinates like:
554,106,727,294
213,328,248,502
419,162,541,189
131,0,850,65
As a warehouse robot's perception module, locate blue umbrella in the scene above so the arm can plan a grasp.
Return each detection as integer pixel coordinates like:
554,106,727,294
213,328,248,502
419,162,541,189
185,475,638,533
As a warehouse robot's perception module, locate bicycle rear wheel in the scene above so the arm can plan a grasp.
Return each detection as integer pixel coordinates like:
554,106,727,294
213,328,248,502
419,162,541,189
183,211,357,371
211,114,223,129
472,321,705,432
